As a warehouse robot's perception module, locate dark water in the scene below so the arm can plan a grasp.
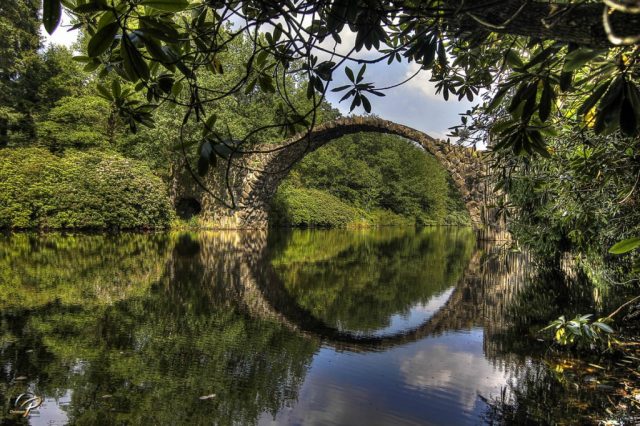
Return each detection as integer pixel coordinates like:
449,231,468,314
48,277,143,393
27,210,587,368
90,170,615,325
0,228,625,425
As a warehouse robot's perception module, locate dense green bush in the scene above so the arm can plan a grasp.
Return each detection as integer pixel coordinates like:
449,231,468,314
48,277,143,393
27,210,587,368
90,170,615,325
501,132,640,285
37,95,113,149
0,148,173,229
271,187,362,228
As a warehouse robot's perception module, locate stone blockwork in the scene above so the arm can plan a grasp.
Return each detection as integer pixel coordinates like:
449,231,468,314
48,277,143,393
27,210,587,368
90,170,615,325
173,116,498,229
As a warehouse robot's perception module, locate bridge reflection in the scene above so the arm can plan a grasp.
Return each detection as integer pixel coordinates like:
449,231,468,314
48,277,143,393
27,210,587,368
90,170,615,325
175,228,529,354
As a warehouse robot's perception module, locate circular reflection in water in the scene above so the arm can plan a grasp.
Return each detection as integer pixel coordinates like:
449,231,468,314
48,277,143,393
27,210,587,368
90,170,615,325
265,227,476,342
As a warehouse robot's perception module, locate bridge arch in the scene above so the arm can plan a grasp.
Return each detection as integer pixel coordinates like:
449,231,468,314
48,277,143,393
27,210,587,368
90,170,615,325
175,117,494,229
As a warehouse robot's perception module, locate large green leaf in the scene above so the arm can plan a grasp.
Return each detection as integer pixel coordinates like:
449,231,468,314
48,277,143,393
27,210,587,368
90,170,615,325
562,48,603,72
539,80,553,122
609,237,640,254
43,0,62,35
139,33,169,63
593,321,614,334
121,37,150,82
345,67,355,83
88,22,119,57
577,81,609,116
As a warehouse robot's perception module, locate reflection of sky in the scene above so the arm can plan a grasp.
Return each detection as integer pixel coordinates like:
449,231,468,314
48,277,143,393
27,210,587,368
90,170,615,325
355,287,455,338
259,329,509,425
29,391,70,426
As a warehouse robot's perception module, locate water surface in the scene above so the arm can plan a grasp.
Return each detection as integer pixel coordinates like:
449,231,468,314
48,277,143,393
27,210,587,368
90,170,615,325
0,228,622,425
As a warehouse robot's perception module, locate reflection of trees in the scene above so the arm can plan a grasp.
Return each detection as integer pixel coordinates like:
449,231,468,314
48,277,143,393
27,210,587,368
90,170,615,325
0,233,171,309
3,230,614,425
269,227,476,333
0,232,317,425
0,232,173,425
475,246,631,425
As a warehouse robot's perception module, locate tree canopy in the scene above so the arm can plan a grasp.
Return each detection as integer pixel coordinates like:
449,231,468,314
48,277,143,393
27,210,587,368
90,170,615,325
271,132,471,227
42,0,640,161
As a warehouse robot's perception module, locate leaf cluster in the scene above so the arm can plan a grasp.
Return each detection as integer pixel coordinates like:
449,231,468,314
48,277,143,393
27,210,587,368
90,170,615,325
541,314,615,351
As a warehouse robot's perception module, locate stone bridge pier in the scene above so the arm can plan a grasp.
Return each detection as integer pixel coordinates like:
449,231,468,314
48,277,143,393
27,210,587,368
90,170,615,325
172,117,500,230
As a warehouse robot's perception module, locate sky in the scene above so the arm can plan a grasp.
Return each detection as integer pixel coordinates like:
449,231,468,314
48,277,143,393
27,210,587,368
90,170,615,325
42,15,472,141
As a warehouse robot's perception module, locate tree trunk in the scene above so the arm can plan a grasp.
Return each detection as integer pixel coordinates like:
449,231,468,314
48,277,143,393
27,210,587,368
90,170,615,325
443,0,640,48
0,118,8,148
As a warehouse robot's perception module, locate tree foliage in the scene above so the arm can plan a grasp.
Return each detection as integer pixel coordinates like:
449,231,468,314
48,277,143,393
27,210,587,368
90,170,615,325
42,0,640,164
273,132,470,226
1,0,41,145
495,127,640,281
37,95,114,149
271,187,363,228
0,232,317,425
0,9,343,229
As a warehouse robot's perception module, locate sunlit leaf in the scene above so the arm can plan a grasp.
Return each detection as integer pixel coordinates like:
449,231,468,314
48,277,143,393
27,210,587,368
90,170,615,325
609,237,640,254
88,22,119,57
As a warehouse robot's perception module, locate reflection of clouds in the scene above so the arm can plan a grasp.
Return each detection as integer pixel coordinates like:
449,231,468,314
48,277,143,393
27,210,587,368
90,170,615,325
412,288,455,314
400,343,508,411
372,288,455,337
31,391,71,426
260,381,414,426
260,331,511,425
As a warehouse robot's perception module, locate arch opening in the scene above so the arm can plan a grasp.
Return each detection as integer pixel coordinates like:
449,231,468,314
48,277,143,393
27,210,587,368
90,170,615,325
175,197,202,220
267,131,471,228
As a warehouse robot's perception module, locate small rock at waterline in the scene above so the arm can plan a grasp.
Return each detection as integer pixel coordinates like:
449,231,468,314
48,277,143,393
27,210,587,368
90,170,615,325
199,394,216,400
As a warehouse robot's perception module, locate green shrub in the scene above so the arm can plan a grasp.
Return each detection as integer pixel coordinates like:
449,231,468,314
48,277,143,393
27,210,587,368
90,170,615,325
271,187,362,228
0,148,173,229
443,210,472,226
37,95,113,149
365,209,415,227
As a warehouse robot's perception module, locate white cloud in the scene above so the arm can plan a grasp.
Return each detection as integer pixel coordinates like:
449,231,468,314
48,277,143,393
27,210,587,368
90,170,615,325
404,62,443,101
315,29,381,63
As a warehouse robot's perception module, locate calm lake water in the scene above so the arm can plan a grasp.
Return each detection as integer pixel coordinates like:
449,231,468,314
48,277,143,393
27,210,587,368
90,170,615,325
0,228,625,425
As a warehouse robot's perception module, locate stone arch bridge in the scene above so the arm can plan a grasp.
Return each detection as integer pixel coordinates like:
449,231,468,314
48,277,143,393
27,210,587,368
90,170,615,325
173,116,497,229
